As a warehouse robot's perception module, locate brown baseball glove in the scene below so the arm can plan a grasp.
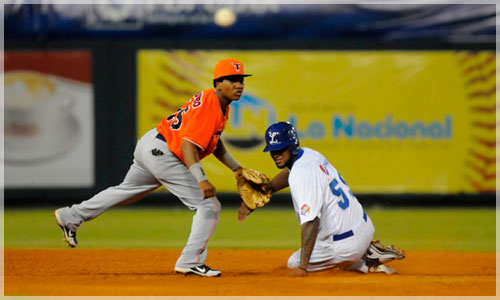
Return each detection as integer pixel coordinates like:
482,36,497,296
237,168,272,210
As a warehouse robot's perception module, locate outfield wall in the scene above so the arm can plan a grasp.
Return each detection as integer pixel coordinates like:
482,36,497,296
137,50,496,194
4,17,496,206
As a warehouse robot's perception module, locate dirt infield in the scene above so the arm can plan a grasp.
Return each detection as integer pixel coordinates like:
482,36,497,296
4,249,496,296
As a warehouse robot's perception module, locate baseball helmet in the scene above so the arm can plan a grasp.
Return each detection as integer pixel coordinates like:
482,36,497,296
263,122,301,155
213,58,252,80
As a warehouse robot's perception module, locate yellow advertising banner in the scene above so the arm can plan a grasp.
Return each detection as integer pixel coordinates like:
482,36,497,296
137,50,496,194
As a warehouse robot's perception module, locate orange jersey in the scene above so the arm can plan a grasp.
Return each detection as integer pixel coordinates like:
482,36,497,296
157,88,229,164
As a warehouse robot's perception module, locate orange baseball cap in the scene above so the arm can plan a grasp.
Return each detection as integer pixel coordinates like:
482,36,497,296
213,58,252,80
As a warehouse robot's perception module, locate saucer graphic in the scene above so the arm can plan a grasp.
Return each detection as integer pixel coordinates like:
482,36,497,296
5,115,80,164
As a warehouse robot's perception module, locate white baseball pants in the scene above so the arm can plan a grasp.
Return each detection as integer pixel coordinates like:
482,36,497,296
287,214,375,273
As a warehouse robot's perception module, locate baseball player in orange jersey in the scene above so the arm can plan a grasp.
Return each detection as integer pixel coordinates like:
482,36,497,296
55,58,251,277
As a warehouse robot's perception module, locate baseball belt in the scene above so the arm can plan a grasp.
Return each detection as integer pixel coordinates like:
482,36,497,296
156,133,166,142
332,211,368,242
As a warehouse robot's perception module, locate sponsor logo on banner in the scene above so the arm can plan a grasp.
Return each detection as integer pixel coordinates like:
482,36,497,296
287,114,452,140
332,115,453,140
224,93,276,149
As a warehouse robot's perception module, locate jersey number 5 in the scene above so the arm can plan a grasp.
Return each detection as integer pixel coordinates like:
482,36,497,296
329,175,352,210
167,106,190,130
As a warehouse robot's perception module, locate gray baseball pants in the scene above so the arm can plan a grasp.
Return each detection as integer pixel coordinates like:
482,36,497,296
56,128,220,269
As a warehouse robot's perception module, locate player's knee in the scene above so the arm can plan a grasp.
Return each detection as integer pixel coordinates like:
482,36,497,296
287,250,300,269
287,259,299,269
213,198,221,222
287,260,299,269
199,197,221,221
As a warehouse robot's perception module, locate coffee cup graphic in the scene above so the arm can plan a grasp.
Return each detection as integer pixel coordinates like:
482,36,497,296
4,71,80,163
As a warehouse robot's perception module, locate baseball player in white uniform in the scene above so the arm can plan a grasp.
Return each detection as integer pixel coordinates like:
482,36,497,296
239,122,404,276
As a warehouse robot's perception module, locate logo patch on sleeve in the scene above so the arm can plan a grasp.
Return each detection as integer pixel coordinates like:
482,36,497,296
300,204,311,216
319,160,329,175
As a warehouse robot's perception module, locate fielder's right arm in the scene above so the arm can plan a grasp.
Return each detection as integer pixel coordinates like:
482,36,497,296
213,139,242,177
181,140,216,198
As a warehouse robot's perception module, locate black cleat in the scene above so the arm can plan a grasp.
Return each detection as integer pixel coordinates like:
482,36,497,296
366,240,405,267
175,264,221,277
54,210,77,248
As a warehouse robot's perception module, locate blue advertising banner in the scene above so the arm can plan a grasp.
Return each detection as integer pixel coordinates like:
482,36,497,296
5,3,496,43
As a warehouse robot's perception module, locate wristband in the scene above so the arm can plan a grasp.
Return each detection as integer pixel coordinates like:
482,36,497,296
189,162,208,183
218,151,240,171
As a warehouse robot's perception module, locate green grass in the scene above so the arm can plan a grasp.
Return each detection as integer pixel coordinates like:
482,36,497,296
3,207,496,251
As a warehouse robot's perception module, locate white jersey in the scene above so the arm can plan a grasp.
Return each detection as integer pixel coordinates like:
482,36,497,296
288,148,366,241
